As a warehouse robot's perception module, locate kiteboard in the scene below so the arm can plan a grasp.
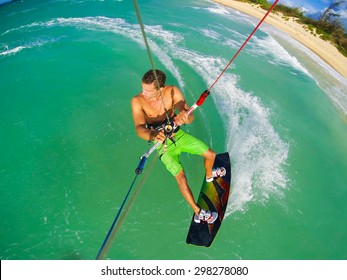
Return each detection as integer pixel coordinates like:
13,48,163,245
186,152,231,247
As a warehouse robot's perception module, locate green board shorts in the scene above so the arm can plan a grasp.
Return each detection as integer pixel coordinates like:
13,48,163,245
156,129,209,177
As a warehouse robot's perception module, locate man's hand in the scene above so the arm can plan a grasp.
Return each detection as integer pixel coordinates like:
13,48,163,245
174,111,189,126
153,130,166,143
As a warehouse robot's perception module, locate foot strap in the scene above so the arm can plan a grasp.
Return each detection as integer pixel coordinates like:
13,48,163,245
206,167,226,182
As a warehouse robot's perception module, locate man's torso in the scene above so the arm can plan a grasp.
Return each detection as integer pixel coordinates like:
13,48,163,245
139,86,176,126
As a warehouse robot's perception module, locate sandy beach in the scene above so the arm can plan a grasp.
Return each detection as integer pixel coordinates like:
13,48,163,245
213,0,347,78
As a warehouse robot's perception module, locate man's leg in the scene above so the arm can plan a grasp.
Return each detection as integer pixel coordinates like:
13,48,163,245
201,148,216,179
175,170,200,215
176,167,218,224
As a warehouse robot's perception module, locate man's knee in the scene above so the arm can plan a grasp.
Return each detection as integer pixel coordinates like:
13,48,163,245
203,148,216,161
175,170,186,185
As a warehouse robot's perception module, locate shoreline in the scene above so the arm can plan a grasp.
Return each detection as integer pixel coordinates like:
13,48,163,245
212,0,347,78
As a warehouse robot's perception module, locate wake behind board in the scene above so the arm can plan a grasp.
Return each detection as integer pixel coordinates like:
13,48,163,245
186,152,231,247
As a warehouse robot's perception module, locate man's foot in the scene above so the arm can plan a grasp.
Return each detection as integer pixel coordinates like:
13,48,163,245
206,167,227,182
194,209,218,224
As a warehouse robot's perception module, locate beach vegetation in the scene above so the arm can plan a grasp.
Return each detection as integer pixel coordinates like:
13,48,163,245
300,17,347,56
274,4,304,19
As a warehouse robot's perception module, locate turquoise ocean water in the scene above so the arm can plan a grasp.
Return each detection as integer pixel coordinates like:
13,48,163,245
1,0,347,260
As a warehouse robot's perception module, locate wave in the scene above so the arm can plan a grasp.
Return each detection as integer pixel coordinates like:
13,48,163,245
266,26,347,118
203,1,262,27
1,16,186,88
0,45,25,56
246,35,312,77
205,6,231,15
204,11,312,77
0,39,56,57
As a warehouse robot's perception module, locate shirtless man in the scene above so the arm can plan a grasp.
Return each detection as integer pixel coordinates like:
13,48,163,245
131,69,224,223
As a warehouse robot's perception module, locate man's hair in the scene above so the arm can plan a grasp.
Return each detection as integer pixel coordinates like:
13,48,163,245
142,69,166,89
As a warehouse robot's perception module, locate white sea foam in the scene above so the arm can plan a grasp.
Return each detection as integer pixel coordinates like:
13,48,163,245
6,16,186,89
195,1,231,16
194,28,221,40
0,45,25,56
246,35,312,77
204,1,259,26
205,6,230,15
1,16,186,87
0,39,55,57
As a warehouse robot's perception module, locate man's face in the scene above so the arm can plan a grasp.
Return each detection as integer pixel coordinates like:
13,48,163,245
142,82,159,99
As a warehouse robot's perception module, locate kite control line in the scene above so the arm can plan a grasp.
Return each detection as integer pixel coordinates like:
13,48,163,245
95,174,138,260
208,0,279,92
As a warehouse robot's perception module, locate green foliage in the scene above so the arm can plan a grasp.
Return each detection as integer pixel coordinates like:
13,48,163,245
337,36,347,56
299,16,347,56
246,0,271,10
273,4,304,19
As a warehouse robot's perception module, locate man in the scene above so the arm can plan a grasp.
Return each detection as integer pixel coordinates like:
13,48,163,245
131,69,225,223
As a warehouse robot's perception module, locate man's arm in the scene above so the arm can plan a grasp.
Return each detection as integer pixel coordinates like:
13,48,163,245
131,96,152,141
172,86,195,126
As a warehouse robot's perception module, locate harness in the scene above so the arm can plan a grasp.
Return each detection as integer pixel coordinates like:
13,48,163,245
146,115,180,144
145,86,180,145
